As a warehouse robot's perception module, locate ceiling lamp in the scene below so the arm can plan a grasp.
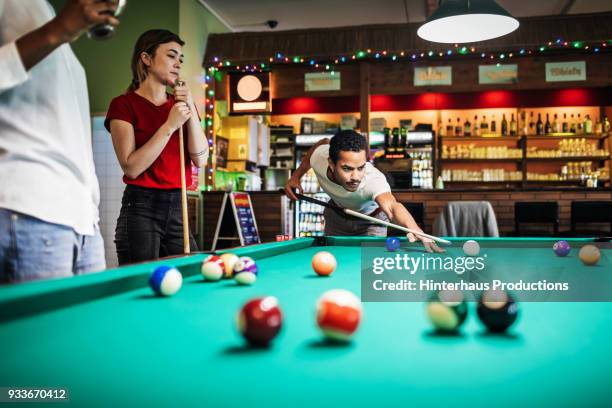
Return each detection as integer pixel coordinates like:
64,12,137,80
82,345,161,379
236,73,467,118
417,0,519,43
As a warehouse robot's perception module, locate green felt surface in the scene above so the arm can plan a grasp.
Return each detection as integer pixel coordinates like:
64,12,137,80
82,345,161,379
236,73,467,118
0,238,611,407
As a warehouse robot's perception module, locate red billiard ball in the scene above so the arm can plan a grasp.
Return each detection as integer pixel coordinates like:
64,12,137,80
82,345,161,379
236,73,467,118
316,289,362,341
237,297,282,346
201,255,225,281
312,251,337,276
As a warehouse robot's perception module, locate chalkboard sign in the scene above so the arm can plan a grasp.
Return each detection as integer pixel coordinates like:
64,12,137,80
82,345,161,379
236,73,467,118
230,192,260,245
212,192,261,250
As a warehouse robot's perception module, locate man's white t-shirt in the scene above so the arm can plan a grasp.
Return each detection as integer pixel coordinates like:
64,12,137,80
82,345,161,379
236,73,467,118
309,144,390,214
0,0,100,235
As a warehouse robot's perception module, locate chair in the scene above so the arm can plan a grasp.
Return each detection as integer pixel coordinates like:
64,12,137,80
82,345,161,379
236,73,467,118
514,201,559,236
570,201,612,237
433,201,499,237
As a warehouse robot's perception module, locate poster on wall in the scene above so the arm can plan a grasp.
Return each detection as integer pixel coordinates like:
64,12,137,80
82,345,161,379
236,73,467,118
545,61,586,82
414,66,452,86
215,136,228,169
305,72,341,92
479,64,518,84
229,72,271,114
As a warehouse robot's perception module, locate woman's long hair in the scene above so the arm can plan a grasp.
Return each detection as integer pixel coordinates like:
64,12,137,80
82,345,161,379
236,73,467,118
127,29,185,92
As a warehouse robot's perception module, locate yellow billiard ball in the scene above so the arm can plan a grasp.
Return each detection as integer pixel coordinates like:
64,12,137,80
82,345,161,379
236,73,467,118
578,245,601,266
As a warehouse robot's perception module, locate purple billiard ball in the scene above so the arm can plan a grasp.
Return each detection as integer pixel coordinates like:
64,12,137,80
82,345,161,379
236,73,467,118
553,240,571,257
386,237,401,252
233,256,258,285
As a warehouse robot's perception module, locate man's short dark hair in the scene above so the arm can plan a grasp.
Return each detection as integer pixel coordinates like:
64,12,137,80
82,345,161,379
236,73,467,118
329,130,367,163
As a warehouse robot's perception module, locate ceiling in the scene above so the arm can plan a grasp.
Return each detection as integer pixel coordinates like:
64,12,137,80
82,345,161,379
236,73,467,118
200,0,612,32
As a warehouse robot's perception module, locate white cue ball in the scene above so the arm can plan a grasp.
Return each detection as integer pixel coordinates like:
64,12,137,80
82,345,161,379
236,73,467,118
463,240,480,257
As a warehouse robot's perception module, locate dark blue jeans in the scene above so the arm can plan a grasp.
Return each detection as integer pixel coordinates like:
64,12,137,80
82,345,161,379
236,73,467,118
115,185,197,265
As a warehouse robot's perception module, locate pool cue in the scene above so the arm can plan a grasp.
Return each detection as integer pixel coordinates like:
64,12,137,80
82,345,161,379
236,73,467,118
176,80,190,254
295,192,451,245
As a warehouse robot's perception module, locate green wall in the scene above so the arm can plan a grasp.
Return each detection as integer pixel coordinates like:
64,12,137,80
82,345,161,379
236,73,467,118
48,0,228,113
178,0,229,115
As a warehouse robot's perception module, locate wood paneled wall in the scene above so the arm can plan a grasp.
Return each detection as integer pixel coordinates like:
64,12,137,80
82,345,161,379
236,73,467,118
204,13,612,64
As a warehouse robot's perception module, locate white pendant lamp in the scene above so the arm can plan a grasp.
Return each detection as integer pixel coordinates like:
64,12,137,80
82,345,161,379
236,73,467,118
417,0,519,44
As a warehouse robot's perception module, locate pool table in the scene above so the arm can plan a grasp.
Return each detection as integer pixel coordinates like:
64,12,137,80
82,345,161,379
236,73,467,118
0,237,610,407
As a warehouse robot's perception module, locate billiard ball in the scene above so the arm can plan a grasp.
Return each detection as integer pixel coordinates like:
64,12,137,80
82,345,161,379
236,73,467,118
149,265,182,297
237,296,282,346
579,244,601,266
201,255,225,281
233,256,258,285
316,289,362,341
312,251,337,276
219,253,239,278
426,290,468,332
463,240,480,257
477,290,519,332
386,237,401,252
553,240,571,257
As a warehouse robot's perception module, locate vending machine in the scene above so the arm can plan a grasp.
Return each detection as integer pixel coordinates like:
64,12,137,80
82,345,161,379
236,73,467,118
376,127,435,189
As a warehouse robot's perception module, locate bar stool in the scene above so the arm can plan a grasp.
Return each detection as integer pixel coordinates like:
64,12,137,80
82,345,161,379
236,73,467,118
514,202,559,236
570,201,612,237
387,202,425,237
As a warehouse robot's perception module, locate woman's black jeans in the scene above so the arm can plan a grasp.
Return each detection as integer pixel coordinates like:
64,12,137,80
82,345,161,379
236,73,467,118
115,185,198,265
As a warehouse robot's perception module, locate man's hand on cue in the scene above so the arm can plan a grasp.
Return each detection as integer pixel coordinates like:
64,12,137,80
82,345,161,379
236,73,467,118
406,230,445,253
284,177,303,201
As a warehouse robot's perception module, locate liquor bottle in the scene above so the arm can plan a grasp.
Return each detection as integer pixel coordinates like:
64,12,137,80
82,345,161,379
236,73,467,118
480,115,489,134
446,119,454,137
464,117,471,137
536,113,543,135
552,113,559,133
570,114,576,133
490,115,497,134
400,126,407,148
473,115,479,136
576,114,583,134
584,114,593,134
544,113,552,134
529,112,535,134
562,113,568,133
383,127,391,150
520,110,528,136
501,114,508,136
595,118,603,134
455,118,463,136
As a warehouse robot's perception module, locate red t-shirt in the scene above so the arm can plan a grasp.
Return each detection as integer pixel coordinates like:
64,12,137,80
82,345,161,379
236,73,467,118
104,91,191,189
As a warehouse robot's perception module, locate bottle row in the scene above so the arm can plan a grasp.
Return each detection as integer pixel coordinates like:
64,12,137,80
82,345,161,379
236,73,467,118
441,145,523,159
526,139,607,158
439,112,611,137
413,170,434,189
440,169,523,182
298,214,325,235
300,170,323,193
299,200,325,214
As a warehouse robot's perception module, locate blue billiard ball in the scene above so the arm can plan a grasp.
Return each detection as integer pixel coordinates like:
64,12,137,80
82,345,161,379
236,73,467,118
553,240,571,257
149,265,183,296
386,237,401,251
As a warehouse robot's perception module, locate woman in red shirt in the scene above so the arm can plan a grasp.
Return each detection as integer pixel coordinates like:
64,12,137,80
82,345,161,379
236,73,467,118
105,29,208,265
